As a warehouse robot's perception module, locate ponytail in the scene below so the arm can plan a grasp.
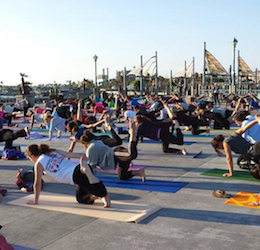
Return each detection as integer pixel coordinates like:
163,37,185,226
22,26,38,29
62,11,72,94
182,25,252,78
80,130,94,144
25,144,55,158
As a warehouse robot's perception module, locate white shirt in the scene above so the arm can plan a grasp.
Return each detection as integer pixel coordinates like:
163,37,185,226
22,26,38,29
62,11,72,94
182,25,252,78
36,152,78,185
242,115,260,144
124,110,136,121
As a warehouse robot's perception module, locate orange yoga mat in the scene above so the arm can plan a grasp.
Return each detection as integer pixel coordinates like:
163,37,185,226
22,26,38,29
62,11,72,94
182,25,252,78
225,191,260,209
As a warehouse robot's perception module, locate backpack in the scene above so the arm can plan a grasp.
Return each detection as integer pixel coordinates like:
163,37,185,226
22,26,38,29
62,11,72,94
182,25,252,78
16,169,44,192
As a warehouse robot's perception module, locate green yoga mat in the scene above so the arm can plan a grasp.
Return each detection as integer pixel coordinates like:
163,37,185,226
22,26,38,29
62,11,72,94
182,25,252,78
201,168,259,182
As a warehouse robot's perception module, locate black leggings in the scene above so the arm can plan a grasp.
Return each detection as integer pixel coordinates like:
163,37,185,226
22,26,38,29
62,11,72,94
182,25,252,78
73,165,107,204
114,141,138,180
177,111,208,135
97,128,122,147
0,129,27,149
160,127,183,153
3,113,13,126
24,107,29,117
212,110,233,129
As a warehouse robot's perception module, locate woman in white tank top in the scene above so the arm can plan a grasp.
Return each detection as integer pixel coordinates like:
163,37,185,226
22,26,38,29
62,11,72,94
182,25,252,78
25,144,111,208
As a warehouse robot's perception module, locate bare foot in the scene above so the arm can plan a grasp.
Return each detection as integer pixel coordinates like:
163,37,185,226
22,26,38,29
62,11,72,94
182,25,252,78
24,127,30,136
101,193,111,208
90,195,101,202
139,168,146,182
249,201,260,206
182,148,187,155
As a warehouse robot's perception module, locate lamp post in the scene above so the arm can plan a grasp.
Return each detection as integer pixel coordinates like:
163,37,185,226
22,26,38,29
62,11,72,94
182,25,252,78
93,54,98,100
231,38,238,93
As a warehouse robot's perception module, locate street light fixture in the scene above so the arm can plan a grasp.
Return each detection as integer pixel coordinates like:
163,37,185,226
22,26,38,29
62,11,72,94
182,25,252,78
93,54,98,100
231,38,238,93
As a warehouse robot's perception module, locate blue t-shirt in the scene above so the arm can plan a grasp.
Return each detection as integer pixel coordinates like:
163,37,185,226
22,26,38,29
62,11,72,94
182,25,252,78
249,101,260,109
75,127,87,140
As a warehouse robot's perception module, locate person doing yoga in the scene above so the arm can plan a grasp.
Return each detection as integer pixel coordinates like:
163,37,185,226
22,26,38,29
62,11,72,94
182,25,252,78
25,144,111,208
211,115,260,177
135,100,187,155
67,118,122,152
80,121,145,181
0,126,30,149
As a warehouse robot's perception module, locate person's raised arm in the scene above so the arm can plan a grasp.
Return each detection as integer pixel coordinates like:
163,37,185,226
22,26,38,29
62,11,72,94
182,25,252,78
82,119,105,129
76,100,82,122
230,97,243,118
235,118,258,135
161,100,175,120
248,93,258,102
55,149,85,159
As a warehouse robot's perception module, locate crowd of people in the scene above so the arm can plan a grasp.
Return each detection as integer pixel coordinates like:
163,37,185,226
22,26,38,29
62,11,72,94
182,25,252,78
1,90,260,208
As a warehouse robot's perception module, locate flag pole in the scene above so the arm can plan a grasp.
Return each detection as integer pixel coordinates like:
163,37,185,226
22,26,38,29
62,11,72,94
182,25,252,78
123,67,126,96
155,51,158,94
140,55,143,96
170,70,173,94
237,50,240,91
203,42,206,87
184,61,187,96
191,57,195,96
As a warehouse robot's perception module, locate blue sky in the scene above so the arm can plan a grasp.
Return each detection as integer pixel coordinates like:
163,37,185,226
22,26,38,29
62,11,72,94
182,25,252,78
0,0,259,85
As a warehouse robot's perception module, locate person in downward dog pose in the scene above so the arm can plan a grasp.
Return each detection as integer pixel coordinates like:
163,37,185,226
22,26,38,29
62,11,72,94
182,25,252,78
25,144,111,208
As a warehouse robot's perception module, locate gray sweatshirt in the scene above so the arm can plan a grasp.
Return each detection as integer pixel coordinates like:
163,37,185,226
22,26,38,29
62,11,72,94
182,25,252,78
49,117,66,139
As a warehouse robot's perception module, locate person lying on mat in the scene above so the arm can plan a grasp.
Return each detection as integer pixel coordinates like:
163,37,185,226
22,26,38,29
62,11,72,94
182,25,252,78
67,118,122,152
211,116,260,177
135,100,187,155
80,121,145,181
25,143,111,208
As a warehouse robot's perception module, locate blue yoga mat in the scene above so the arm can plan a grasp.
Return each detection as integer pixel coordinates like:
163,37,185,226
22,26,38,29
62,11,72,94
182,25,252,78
141,139,196,145
181,134,216,138
96,175,188,193
11,244,37,250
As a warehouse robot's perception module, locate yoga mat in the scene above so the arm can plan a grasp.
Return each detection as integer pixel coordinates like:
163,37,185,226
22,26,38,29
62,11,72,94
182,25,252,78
31,128,48,132
11,244,37,250
201,168,259,182
141,139,196,145
224,191,260,209
25,136,70,142
93,132,111,137
7,192,161,223
96,175,188,193
182,134,216,138
103,164,147,172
